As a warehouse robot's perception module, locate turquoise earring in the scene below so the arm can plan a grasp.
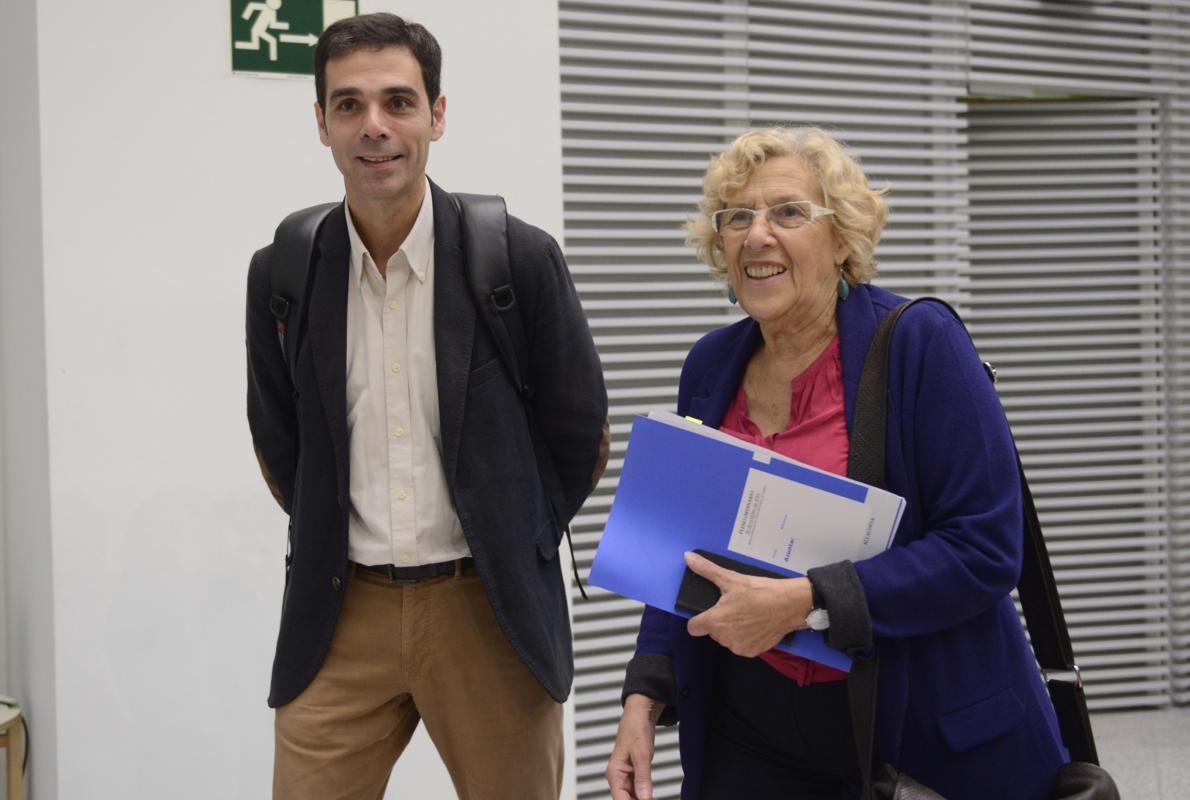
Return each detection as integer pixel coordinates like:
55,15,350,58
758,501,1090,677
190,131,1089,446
837,274,850,301
727,285,738,305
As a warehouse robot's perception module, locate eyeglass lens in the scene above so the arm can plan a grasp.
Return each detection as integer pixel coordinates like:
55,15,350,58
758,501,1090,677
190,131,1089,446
716,201,813,232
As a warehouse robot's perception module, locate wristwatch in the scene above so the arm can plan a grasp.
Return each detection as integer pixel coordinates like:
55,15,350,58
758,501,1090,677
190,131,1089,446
805,582,830,631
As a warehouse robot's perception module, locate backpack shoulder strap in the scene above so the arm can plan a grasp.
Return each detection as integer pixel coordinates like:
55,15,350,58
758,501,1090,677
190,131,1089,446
452,192,590,598
451,192,531,399
269,202,339,381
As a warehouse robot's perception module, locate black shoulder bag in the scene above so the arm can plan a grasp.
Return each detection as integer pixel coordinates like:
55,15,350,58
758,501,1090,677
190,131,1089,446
848,298,1119,800
265,195,588,598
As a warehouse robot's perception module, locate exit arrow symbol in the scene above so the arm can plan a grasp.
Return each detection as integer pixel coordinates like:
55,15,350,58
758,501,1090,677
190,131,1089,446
279,32,318,47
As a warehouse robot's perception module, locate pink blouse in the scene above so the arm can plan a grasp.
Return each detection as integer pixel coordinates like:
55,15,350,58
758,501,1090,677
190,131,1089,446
718,336,849,686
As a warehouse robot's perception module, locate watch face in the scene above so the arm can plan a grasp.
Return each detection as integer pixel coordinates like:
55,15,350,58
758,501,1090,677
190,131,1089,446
806,608,831,631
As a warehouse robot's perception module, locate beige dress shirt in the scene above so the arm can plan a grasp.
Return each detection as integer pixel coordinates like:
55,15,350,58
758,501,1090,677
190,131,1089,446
343,182,468,567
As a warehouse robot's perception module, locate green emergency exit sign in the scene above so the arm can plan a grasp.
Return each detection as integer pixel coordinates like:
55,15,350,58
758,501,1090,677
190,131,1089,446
231,0,358,77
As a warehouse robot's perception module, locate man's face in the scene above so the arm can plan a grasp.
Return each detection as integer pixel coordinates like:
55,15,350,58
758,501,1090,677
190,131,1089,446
314,46,446,208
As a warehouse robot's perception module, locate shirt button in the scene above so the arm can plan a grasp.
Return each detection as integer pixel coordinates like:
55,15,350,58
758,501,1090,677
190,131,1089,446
388,300,398,311
391,363,402,373
397,488,408,500
392,426,405,438
401,554,412,564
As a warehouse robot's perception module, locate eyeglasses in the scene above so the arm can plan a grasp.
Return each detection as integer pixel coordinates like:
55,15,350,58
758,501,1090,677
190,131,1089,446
711,200,835,234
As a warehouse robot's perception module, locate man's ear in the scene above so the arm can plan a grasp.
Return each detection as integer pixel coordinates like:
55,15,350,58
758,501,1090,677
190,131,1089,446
430,94,446,142
314,101,330,147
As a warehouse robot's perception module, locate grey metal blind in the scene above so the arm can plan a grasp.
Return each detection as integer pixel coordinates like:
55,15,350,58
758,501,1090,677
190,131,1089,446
969,0,1187,98
964,98,1170,709
562,4,737,794
1162,3,1190,707
966,0,1190,710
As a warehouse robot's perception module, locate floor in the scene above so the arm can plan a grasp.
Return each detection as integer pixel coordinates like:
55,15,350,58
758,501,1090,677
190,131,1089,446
1093,707,1190,798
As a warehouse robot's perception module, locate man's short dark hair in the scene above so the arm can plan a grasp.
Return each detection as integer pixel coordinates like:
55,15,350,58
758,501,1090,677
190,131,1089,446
314,13,442,110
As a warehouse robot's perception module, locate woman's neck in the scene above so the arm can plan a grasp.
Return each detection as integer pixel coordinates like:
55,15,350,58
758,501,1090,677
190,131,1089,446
754,301,838,380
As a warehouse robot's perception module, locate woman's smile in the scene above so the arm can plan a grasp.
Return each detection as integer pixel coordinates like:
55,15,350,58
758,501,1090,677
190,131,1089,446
743,262,788,280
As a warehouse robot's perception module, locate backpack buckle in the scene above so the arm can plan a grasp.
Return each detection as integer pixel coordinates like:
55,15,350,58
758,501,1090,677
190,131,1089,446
269,294,291,320
490,285,516,312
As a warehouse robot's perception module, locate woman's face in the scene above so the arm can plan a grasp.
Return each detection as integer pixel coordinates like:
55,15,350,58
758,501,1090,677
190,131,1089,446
720,155,849,330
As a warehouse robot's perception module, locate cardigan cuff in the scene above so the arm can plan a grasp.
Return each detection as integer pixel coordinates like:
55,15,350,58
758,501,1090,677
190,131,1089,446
622,653,679,727
807,560,873,658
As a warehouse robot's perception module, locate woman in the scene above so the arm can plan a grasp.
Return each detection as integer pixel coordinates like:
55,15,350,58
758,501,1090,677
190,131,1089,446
605,127,1069,800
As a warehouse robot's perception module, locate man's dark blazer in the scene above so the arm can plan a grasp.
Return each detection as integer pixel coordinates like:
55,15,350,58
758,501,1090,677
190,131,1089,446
246,179,607,708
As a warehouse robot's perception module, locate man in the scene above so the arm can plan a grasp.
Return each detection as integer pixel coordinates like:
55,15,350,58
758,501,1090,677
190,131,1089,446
245,13,608,799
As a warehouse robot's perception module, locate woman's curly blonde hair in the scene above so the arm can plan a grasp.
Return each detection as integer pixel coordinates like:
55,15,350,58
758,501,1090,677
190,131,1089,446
686,126,889,286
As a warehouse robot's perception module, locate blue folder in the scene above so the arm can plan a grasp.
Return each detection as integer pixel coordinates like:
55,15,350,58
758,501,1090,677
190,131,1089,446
590,415,902,671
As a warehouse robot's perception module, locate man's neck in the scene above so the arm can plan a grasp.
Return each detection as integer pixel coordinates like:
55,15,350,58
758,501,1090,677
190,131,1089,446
346,183,426,277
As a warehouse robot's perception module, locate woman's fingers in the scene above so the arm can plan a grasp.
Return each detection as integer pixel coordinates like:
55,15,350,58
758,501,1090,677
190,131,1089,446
606,696,660,800
687,576,812,656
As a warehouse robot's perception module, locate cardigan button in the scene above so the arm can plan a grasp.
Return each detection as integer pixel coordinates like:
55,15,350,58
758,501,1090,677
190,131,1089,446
680,687,690,698
331,576,342,591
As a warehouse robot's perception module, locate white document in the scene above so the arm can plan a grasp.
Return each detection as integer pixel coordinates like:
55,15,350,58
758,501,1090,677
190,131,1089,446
728,468,880,572
649,410,905,572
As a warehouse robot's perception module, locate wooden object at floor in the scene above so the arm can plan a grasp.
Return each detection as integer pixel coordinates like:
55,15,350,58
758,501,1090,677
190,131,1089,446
0,702,23,800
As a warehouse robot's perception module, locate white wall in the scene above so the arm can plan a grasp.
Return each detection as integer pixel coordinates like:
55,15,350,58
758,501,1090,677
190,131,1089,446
1,0,59,795
4,0,566,797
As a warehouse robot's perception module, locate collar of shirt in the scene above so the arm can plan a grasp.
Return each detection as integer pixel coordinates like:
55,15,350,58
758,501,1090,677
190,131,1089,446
343,178,435,288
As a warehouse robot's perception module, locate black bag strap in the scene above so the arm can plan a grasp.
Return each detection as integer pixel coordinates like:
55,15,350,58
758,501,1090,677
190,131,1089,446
846,300,911,800
848,298,1099,799
451,193,530,398
449,192,588,600
269,202,339,382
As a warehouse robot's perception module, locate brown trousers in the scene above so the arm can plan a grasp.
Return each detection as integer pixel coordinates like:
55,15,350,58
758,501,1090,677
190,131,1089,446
274,568,563,800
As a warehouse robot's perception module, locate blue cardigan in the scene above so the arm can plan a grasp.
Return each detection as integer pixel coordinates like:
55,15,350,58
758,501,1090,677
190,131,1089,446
627,283,1069,800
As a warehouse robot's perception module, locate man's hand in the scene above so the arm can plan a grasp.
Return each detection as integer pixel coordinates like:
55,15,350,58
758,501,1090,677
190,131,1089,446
254,447,289,512
606,694,663,800
592,417,611,490
684,551,812,657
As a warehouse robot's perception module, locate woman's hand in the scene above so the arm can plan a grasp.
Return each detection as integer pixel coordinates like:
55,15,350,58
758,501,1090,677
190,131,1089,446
606,693,664,800
684,551,813,657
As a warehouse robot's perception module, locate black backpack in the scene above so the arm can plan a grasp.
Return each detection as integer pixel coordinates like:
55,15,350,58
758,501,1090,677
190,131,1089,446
265,195,586,595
